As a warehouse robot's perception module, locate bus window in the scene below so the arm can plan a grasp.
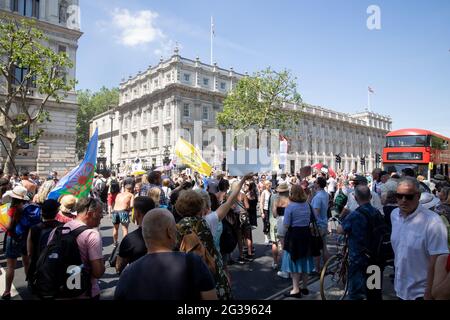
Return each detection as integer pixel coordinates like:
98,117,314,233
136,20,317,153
386,135,427,147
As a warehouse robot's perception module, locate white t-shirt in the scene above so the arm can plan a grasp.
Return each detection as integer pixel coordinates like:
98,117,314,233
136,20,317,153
204,211,220,240
327,177,337,193
262,190,271,211
344,190,383,212
391,205,449,300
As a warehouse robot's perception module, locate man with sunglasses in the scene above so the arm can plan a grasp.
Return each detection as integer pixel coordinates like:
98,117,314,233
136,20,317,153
391,177,449,300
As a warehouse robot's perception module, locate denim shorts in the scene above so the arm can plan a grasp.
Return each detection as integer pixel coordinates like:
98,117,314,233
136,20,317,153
5,235,27,259
111,211,130,226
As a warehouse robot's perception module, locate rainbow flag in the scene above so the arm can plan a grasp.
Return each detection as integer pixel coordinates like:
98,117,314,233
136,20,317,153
0,203,10,231
175,138,212,177
48,128,98,200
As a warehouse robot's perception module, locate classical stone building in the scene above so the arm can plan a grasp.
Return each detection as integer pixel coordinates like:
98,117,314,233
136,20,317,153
91,49,392,174
0,0,82,175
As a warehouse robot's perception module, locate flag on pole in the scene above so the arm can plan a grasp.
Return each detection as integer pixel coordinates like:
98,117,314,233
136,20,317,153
175,138,212,177
48,128,98,200
0,203,10,231
368,86,375,94
211,16,215,36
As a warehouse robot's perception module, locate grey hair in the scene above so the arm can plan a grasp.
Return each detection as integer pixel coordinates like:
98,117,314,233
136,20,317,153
142,208,175,248
195,189,211,210
355,185,371,202
398,177,421,193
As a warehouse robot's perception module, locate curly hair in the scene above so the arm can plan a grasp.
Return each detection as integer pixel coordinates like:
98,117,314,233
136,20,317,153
35,180,56,204
175,190,204,217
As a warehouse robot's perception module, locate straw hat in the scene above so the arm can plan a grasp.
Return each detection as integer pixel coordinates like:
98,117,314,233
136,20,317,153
1,185,30,203
59,194,77,215
276,182,289,193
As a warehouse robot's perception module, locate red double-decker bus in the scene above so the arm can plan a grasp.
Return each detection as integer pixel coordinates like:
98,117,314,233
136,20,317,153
382,128,450,179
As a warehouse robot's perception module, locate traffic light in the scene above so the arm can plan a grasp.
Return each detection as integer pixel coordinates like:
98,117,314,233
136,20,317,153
335,154,341,164
360,156,366,166
375,153,381,164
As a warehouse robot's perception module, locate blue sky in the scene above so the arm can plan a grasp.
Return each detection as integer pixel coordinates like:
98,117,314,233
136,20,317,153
77,0,450,136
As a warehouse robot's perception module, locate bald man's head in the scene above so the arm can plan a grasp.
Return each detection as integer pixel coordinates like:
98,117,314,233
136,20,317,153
142,208,177,251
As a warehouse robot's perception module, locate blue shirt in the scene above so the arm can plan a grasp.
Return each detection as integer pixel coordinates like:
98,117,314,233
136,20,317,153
341,203,375,268
284,202,311,227
311,189,329,229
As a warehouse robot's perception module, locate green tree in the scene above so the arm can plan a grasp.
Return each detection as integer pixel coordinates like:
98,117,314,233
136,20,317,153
76,87,119,160
217,68,303,137
0,18,75,174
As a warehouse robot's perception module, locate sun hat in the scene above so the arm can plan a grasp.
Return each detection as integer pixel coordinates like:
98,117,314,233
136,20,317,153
276,182,289,193
419,192,440,210
1,185,30,203
59,194,77,215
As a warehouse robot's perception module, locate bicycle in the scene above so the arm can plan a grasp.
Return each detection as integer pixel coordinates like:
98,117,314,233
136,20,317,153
320,217,349,300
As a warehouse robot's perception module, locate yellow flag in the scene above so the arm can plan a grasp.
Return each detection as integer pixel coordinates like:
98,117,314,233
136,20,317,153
0,203,11,231
175,138,212,177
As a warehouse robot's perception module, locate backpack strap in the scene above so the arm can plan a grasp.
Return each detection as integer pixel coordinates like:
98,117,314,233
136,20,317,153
70,225,90,238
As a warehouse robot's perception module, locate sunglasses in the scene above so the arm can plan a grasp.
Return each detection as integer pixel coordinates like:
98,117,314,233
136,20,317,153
395,193,417,201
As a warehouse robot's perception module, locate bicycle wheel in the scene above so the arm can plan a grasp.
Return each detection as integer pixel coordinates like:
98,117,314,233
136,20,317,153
320,254,348,300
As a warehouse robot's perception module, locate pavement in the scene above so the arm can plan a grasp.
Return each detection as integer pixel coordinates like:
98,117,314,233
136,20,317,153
0,214,398,300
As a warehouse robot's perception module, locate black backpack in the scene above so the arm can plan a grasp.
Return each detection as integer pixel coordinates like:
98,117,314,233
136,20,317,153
31,225,92,299
110,179,120,194
220,216,238,254
359,207,394,266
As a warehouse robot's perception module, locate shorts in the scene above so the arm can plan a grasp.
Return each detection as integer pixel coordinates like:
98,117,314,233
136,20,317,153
5,235,27,259
112,211,130,226
107,193,118,206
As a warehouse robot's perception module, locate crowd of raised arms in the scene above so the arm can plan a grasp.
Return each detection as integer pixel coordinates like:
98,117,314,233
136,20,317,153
0,166,449,300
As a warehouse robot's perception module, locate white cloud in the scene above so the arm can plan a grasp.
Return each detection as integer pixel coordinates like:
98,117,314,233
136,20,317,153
111,8,164,47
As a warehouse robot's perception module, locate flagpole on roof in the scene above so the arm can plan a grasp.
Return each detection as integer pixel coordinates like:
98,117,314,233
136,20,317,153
210,16,214,65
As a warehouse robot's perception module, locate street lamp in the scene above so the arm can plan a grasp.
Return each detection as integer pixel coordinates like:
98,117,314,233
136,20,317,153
109,111,115,169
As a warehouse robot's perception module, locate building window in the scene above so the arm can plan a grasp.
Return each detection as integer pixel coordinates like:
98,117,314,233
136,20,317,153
203,78,209,86
165,127,171,145
17,125,30,149
183,73,190,82
183,103,190,117
220,82,226,90
166,105,171,118
152,129,158,148
153,108,158,122
202,106,209,120
131,134,137,150
132,114,137,127
141,131,147,149
122,135,128,152
166,74,171,82
59,0,68,23
143,84,147,94
154,79,158,88
12,0,39,18
14,66,36,88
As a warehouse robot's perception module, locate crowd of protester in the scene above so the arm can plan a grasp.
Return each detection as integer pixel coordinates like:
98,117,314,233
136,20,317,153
0,165,449,300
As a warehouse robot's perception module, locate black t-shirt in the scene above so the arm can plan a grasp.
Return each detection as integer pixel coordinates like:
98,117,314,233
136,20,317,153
114,252,215,300
118,227,147,264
